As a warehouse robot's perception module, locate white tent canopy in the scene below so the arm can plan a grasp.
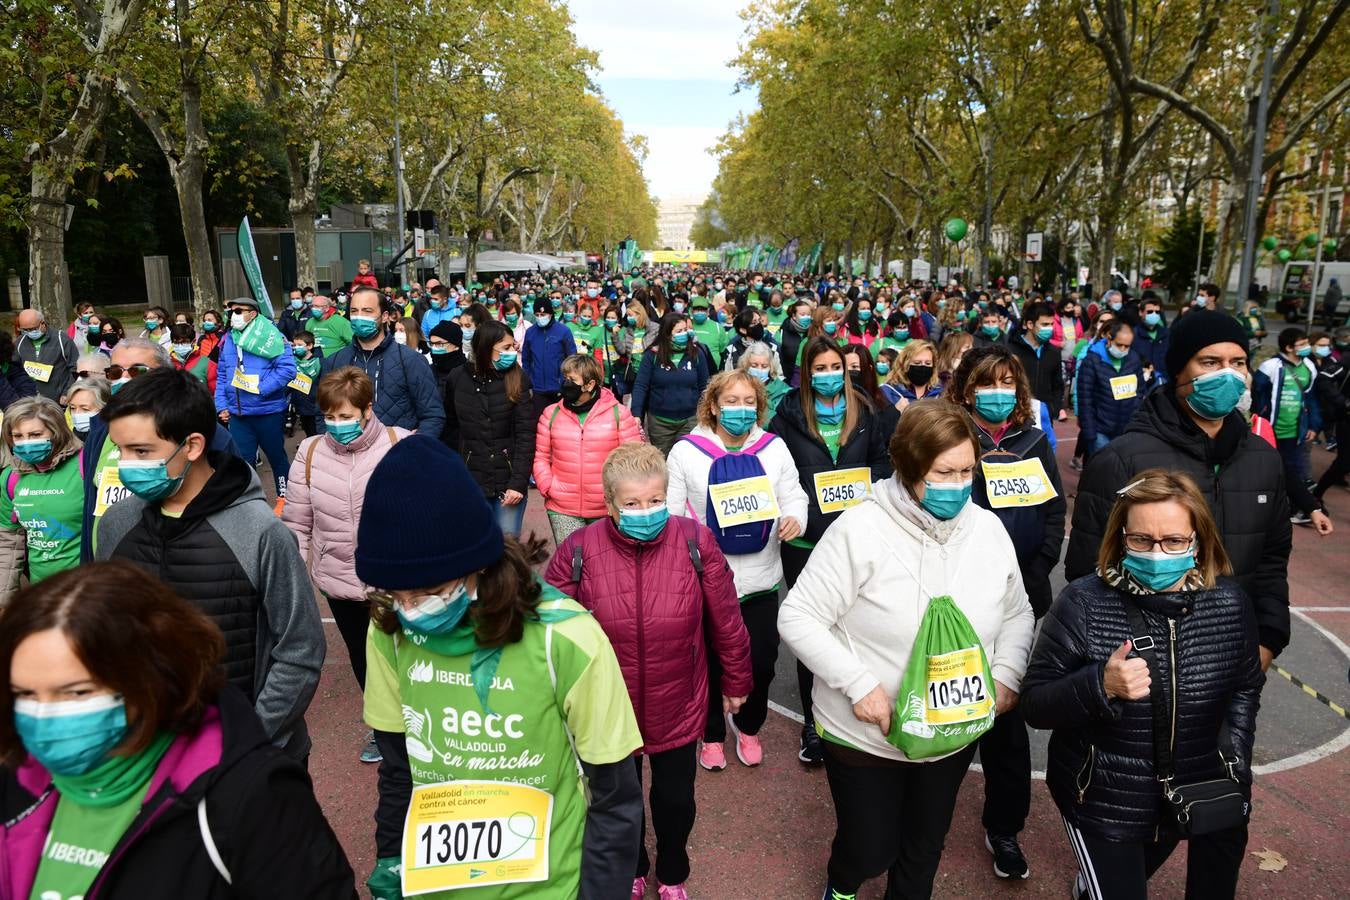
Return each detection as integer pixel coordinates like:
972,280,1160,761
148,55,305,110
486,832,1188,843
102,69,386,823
439,250,577,273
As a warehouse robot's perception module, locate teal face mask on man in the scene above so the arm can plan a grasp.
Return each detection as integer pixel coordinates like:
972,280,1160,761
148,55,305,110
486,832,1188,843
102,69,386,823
118,441,190,501
350,316,380,339
1183,368,1245,420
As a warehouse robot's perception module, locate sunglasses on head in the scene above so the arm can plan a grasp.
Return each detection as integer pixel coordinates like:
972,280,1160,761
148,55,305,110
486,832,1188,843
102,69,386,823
76,369,102,378
105,364,151,381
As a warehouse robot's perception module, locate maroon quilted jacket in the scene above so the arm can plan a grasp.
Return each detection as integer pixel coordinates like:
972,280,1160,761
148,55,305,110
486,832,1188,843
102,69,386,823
546,514,753,753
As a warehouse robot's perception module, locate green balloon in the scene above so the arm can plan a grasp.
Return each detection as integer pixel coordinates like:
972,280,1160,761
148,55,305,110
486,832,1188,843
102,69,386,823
1261,236,1278,251
1302,233,1319,248
944,218,968,242
1276,248,1292,263
1324,239,1338,254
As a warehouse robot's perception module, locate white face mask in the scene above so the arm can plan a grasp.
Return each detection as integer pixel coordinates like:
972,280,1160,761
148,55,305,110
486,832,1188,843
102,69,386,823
230,312,248,331
1236,389,1252,416
393,331,407,345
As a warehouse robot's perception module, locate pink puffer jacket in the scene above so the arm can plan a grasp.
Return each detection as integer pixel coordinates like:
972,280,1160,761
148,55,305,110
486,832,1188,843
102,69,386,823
545,515,752,753
533,388,643,518
282,422,411,600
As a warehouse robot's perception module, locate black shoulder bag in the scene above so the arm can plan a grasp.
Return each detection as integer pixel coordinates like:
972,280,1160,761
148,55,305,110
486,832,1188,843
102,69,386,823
1122,600,1252,836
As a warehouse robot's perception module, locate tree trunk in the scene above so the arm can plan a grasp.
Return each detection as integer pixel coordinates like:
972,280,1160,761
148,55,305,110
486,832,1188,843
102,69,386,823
27,175,73,324
842,236,853,276
171,153,219,316
1209,180,1243,294
465,226,481,285
287,141,321,292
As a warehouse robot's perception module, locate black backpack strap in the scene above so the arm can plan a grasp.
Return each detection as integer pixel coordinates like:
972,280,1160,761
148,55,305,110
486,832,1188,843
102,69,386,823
1121,599,1175,783
677,514,703,575
571,544,583,583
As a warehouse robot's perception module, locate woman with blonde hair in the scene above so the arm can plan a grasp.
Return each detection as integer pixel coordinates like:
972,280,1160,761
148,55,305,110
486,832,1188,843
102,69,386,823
0,397,85,598
882,339,943,410
534,354,644,544
667,370,808,771
936,330,975,387
1022,469,1262,900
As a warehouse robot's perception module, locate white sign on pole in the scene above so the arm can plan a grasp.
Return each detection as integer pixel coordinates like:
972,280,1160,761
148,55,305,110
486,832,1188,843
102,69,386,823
414,227,427,256
1025,232,1043,261
1078,266,1091,286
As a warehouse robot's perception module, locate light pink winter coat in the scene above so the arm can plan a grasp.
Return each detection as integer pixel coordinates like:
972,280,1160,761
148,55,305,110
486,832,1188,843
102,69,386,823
282,421,410,600
532,388,644,518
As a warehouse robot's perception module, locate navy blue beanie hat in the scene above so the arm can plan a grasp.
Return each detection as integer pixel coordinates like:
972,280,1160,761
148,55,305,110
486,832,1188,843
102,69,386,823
355,435,504,590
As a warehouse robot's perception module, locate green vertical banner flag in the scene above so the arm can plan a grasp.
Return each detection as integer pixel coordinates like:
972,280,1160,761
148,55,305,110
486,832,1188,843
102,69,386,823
237,217,275,319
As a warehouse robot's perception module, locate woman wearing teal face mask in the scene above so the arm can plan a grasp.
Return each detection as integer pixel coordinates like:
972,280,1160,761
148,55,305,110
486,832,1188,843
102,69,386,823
0,397,86,598
1023,469,1260,900
666,370,808,773
0,561,357,899
282,367,409,764
780,400,1032,900
630,314,710,456
545,442,751,900
443,321,536,536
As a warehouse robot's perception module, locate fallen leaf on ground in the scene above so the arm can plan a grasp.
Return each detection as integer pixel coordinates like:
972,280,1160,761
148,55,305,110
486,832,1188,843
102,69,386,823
1252,849,1287,872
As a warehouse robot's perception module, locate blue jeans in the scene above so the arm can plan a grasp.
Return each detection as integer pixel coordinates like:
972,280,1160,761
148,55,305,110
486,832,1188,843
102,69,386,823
229,411,291,497
488,495,527,537
1276,436,1310,483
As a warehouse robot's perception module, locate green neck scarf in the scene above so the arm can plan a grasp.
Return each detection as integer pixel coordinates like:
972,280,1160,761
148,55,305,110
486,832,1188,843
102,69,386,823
295,355,322,378
52,731,175,809
403,604,586,714
234,315,286,360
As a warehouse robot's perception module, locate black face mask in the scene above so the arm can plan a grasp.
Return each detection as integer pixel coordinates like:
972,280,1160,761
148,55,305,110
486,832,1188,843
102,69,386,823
559,380,586,405
102,333,120,349
432,349,464,372
87,331,104,348
907,364,933,386
747,324,765,342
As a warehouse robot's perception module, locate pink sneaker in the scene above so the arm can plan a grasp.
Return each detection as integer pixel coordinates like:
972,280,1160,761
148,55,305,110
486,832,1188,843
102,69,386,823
657,883,689,900
727,714,763,766
698,741,726,771
631,876,648,899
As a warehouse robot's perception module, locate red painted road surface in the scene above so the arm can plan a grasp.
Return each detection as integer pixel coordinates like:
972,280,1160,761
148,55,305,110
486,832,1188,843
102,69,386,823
298,424,1350,898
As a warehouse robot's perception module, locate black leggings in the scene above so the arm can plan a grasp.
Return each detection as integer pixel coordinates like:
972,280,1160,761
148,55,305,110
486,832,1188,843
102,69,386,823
635,741,698,885
705,589,779,741
1315,419,1350,498
1062,816,1247,900
326,595,371,690
824,741,978,897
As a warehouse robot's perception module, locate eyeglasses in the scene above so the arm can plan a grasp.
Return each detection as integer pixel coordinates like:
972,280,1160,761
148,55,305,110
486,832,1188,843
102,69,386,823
104,364,152,381
227,307,251,316
76,369,103,378
1121,531,1195,554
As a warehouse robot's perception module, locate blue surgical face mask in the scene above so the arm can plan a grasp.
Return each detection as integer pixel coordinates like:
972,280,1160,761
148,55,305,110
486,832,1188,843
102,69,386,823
618,503,669,541
902,306,917,318
973,387,1017,423
350,316,380,339
534,315,552,328
397,583,472,635
1295,346,1312,358
326,418,363,445
692,311,709,324
494,350,518,371
858,309,873,321
1144,312,1162,327
875,361,891,376
671,331,691,348
71,411,93,433
1036,326,1054,342
795,315,813,329
719,406,758,436
1122,548,1196,592
981,324,1002,338
748,366,770,382
1108,344,1129,360
461,327,476,343
921,480,973,520
172,342,194,358
12,439,52,465
290,298,305,311
673,302,686,314
1184,368,1246,420
823,321,838,335
1109,301,1123,312
23,328,44,342
118,441,190,501
1314,345,1332,358
893,328,910,341
14,693,129,776
812,371,845,397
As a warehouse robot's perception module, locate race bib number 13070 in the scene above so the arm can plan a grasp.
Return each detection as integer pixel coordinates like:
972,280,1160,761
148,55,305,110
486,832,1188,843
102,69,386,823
401,780,553,896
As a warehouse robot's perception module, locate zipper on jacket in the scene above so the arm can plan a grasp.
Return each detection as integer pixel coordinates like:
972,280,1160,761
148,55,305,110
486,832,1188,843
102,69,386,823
635,544,645,730
88,796,175,897
1167,617,1178,762
1075,744,1096,803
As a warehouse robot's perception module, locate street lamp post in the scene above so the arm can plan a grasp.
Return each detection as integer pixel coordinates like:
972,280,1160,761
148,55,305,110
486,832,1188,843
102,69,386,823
1236,0,1279,311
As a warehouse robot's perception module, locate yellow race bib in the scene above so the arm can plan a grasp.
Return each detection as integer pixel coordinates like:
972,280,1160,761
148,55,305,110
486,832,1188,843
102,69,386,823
231,368,261,394
94,465,130,518
707,475,780,528
982,458,1057,509
23,361,53,383
924,646,994,725
401,780,553,896
813,468,871,515
1109,374,1138,401
287,372,313,393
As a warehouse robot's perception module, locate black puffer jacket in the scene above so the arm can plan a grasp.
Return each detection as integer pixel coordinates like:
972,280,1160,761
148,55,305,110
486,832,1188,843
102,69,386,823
767,388,892,545
1065,387,1292,654
1021,575,1264,841
970,416,1064,617
1008,332,1064,416
444,364,537,497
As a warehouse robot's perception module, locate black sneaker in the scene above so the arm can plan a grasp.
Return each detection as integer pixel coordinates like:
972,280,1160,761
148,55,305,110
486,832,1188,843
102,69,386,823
798,725,824,766
985,831,1030,879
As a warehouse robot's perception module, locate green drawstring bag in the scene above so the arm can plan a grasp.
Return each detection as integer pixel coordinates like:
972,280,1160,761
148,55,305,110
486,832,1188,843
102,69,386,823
886,594,996,759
